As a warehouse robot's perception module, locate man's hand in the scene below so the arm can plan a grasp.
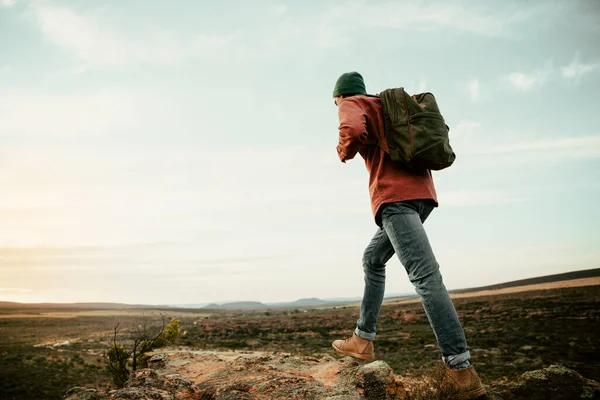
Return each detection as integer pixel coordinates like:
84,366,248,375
336,98,368,163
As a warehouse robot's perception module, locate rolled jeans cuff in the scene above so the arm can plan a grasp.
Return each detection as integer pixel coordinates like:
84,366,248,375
443,350,471,367
355,327,376,341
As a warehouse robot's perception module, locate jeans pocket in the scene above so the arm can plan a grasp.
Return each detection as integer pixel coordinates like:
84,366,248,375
384,201,418,216
382,200,434,224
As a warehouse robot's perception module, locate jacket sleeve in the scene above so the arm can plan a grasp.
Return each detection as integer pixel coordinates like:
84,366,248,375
336,98,368,163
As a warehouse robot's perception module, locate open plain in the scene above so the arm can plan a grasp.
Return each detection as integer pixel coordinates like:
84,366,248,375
1,282,599,399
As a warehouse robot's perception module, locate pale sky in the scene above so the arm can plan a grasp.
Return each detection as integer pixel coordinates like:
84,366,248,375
0,0,599,305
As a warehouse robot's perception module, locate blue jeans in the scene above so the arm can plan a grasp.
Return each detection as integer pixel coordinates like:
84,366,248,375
355,200,470,367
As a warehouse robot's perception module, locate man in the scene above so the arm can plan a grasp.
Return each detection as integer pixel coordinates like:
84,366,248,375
331,71,486,398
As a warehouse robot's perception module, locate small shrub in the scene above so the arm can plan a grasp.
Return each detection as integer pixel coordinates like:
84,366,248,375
104,317,180,388
106,342,129,388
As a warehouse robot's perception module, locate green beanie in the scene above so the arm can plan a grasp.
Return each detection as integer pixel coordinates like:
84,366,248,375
333,71,367,98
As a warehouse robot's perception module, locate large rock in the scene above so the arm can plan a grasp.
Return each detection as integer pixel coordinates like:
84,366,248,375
63,369,201,400
354,361,406,399
488,365,600,400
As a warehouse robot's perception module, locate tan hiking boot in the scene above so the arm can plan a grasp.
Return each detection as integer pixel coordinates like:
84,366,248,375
442,365,487,399
332,333,374,360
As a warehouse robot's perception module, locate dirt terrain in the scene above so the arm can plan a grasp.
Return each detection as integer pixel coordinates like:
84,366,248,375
63,350,600,400
1,280,598,399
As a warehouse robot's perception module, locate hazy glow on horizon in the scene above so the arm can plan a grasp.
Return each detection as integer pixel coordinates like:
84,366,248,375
0,0,599,304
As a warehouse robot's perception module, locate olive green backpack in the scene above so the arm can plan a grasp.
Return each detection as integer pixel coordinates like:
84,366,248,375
377,88,455,171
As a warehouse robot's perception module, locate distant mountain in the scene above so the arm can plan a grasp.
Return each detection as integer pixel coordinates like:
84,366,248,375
290,298,328,306
318,292,415,303
203,301,269,310
283,298,329,307
171,303,212,309
316,296,362,303
203,298,346,310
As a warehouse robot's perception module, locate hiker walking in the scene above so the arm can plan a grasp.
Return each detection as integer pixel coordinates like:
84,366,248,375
330,71,486,398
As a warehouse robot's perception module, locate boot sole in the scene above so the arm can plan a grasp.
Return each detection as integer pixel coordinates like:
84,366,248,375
332,343,375,360
466,387,487,399
446,382,487,399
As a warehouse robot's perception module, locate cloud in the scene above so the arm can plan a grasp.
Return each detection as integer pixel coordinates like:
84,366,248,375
452,120,481,138
0,288,32,293
483,135,600,155
0,86,162,137
2,0,15,7
506,58,597,91
506,55,598,91
0,143,367,250
305,2,530,48
271,5,287,16
507,70,550,91
321,2,526,37
457,134,600,166
561,58,598,79
467,79,480,101
0,244,282,273
442,189,525,207
30,4,237,68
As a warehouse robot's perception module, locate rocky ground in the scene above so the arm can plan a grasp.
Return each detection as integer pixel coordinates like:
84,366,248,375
63,348,600,400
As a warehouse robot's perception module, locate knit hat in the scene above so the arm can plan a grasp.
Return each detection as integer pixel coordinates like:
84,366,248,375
333,71,367,98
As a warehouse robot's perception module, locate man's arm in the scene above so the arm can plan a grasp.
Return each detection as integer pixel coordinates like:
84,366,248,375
336,98,368,163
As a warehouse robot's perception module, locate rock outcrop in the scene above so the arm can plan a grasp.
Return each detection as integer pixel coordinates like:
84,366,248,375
63,349,600,400
489,365,600,400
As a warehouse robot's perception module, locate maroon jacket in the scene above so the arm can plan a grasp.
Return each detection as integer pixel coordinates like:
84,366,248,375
336,95,438,225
